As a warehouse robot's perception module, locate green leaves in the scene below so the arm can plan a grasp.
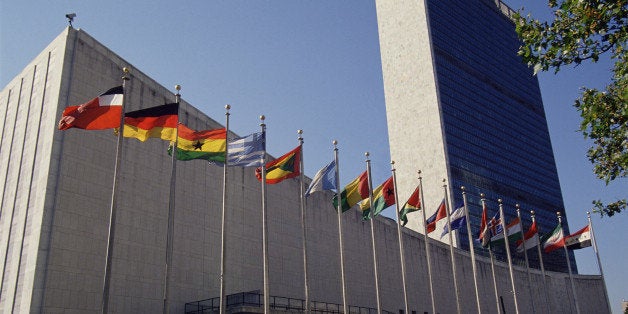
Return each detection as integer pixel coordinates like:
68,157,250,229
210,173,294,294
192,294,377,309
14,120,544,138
515,0,628,217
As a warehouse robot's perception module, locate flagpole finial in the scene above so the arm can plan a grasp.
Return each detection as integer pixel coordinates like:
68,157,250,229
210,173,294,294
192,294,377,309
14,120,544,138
587,211,591,218
175,84,181,91
390,160,396,172
260,115,266,127
498,198,502,204
530,210,535,215
297,129,303,135
461,186,465,191
480,193,485,198
123,67,129,74
333,139,337,146
225,104,231,111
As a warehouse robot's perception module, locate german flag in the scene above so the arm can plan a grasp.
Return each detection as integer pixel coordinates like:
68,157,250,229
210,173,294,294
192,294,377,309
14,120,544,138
169,124,227,162
123,103,178,142
255,145,301,184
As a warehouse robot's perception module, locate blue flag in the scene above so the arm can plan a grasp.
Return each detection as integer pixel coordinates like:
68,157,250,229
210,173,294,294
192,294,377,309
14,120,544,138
441,204,466,238
305,160,337,197
227,132,265,167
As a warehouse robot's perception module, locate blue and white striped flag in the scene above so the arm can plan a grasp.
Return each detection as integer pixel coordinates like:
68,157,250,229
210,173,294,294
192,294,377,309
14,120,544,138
305,160,337,197
227,132,265,167
441,204,466,238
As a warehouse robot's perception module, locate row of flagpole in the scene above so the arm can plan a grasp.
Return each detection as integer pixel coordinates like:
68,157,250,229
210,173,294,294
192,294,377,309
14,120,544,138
60,70,609,313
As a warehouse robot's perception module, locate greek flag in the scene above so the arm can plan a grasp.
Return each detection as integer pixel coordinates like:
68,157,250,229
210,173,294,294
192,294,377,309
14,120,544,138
227,132,265,167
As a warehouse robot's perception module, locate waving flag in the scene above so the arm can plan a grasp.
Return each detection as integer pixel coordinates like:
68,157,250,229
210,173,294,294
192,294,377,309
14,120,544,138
564,225,592,250
441,204,466,238
305,160,337,197
123,103,179,142
227,132,265,167
543,224,564,253
516,220,539,253
169,124,226,162
58,86,123,130
426,199,447,234
256,145,301,184
360,176,395,219
333,171,369,212
399,186,421,226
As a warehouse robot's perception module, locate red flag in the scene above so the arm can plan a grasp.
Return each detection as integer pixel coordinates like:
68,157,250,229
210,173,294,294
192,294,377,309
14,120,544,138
58,86,123,130
426,199,447,233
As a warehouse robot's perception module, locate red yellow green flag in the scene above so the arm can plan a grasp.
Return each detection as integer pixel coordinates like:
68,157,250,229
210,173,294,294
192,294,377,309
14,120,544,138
360,176,395,219
255,145,301,184
168,124,226,162
332,171,369,212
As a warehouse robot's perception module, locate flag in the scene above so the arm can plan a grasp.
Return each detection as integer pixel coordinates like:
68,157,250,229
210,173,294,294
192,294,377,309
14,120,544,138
305,160,336,197
168,124,226,162
564,225,592,250
426,199,447,234
256,145,301,184
516,220,539,253
399,186,421,226
227,132,265,167
478,202,489,243
489,217,522,246
360,176,395,219
123,103,179,142
543,224,564,253
480,211,502,248
441,204,466,238
332,171,369,212
58,86,123,130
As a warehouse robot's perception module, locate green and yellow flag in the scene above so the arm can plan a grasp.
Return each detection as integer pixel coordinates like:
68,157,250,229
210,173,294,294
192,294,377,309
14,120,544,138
256,145,301,184
360,176,395,219
168,124,226,162
333,171,369,212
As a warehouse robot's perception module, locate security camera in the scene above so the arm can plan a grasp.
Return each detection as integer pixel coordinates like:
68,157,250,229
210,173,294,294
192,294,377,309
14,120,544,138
66,13,76,19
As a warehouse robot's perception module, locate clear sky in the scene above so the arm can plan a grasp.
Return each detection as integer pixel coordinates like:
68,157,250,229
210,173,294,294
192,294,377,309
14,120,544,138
1,0,626,312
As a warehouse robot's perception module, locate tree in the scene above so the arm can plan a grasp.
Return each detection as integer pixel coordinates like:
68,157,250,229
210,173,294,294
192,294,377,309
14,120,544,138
514,0,628,217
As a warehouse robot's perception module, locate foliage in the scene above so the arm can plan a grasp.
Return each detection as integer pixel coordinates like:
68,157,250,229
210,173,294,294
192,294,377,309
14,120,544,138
514,0,628,217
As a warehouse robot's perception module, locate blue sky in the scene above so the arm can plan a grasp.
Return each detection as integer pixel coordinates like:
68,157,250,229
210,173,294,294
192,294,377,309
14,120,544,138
1,1,626,312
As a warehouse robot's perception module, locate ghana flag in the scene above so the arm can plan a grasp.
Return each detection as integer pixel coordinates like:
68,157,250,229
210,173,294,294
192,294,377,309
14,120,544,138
400,186,421,226
168,124,227,162
256,145,301,184
123,103,178,142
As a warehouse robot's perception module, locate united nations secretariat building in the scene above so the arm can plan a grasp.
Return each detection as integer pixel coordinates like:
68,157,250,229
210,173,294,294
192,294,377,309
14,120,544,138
0,0,611,313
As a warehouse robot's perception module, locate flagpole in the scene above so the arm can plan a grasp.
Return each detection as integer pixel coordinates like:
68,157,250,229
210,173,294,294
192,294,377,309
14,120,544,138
297,130,310,313
390,161,409,314
219,104,231,314
498,199,520,314
442,180,461,314
333,140,348,314
558,211,580,314
418,171,436,314
531,210,551,313
101,67,129,314
587,211,611,311
461,187,481,313
481,195,501,314
364,152,382,314
516,204,535,314
163,84,181,314
260,115,270,314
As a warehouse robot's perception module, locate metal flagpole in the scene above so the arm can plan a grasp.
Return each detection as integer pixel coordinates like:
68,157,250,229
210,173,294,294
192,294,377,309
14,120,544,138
442,180,461,314
260,116,270,314
219,104,231,314
498,199,519,314
101,68,130,314
558,211,580,314
587,211,611,311
461,187,481,313
297,130,310,313
163,85,181,314
531,210,551,313
364,152,382,314
390,161,409,314
481,195,501,314
418,171,436,314
516,205,535,314
333,141,348,314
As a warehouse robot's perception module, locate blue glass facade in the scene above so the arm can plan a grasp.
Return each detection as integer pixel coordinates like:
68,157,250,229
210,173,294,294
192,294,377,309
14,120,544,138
426,0,577,272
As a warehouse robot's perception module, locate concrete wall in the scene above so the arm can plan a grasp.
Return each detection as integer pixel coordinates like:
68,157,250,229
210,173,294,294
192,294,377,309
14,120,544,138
0,28,610,314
